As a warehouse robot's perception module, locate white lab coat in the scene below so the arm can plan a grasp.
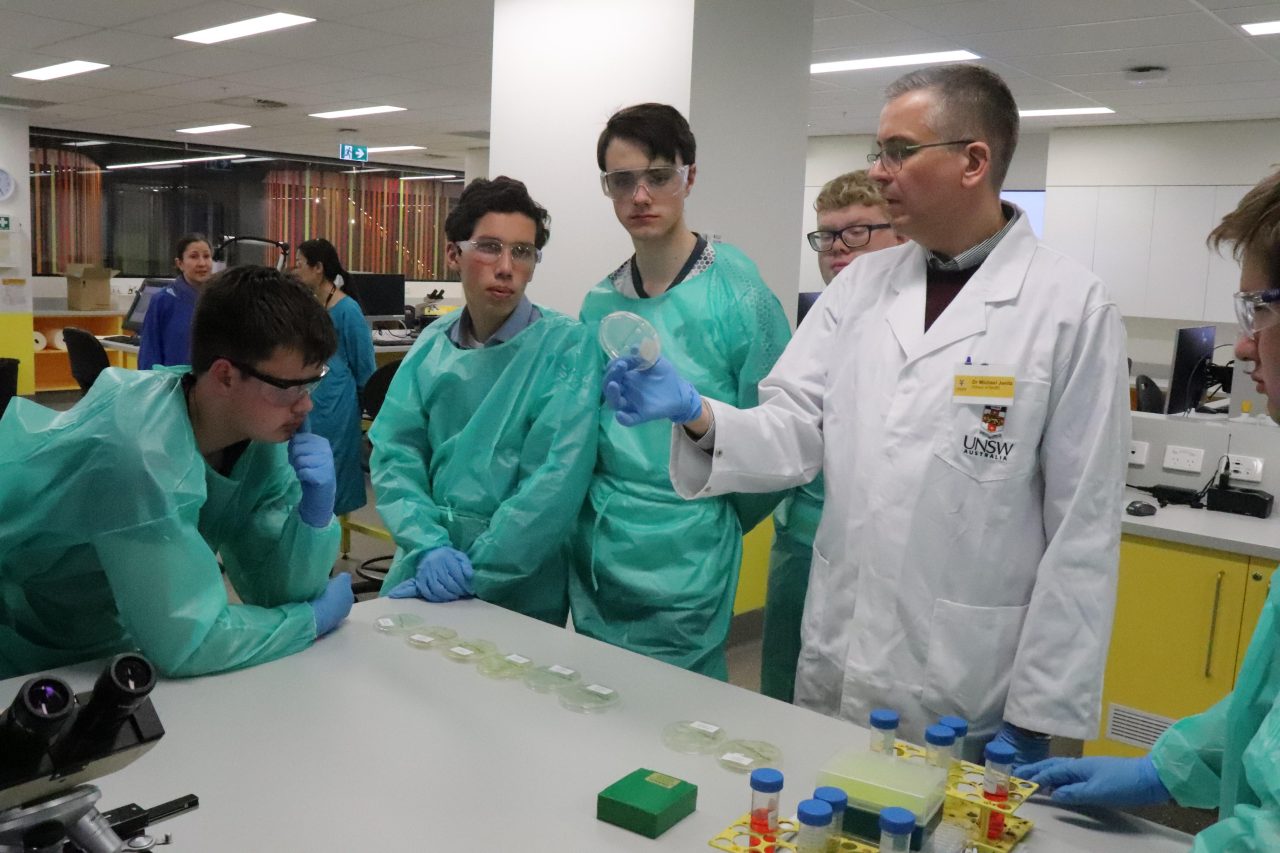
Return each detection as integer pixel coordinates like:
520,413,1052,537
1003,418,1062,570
670,215,1130,742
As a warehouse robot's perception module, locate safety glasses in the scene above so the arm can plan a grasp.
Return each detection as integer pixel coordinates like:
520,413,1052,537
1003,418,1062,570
223,358,328,405
600,165,690,200
1233,289,1280,339
455,238,541,270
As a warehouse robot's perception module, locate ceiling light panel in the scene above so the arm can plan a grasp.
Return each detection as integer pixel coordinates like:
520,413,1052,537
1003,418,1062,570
811,50,978,75
176,123,251,134
13,61,109,81
175,13,315,45
309,105,406,119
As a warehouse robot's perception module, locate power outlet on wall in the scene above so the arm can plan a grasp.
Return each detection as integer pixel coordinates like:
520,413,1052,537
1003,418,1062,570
1163,444,1205,473
1129,440,1150,467
1227,454,1264,483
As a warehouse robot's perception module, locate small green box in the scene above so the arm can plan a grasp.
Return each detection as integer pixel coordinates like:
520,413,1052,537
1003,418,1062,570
596,768,697,838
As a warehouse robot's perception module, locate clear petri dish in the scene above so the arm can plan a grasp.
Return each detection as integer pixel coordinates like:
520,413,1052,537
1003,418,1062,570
716,739,783,773
662,720,728,754
523,663,582,693
403,626,458,650
558,682,620,714
442,639,497,662
373,613,425,634
598,311,662,369
476,652,535,680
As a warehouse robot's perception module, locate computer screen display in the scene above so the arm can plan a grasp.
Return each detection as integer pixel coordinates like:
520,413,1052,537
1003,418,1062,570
797,291,821,326
1166,325,1215,414
122,279,173,333
346,273,406,318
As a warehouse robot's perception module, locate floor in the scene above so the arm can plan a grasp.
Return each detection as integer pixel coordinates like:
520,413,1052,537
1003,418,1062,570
26,387,1220,838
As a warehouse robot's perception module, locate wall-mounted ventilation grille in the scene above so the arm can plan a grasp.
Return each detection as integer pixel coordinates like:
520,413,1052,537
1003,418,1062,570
1105,703,1175,749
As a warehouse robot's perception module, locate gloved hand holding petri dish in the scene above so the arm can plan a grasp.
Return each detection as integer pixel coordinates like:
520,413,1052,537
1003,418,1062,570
598,311,662,370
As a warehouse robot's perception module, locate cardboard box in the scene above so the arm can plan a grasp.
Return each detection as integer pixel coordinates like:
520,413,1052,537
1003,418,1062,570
64,263,118,311
596,768,696,839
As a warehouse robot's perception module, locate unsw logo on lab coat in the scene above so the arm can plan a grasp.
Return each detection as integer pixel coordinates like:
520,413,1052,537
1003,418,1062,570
962,405,1013,462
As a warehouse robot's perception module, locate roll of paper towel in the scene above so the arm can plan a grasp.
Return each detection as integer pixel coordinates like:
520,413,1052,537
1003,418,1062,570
33,330,47,350
52,329,68,351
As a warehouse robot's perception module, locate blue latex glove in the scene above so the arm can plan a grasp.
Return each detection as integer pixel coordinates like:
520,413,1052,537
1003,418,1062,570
388,547,475,602
990,722,1052,767
1016,756,1171,808
288,423,336,528
309,573,353,637
602,356,703,427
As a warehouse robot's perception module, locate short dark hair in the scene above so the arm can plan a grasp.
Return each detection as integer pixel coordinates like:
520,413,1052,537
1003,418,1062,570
596,103,696,172
190,265,336,375
174,232,209,261
444,176,551,249
297,238,352,288
885,65,1019,189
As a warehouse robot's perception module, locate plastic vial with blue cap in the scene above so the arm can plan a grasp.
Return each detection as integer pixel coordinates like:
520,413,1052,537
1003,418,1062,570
868,708,899,755
925,723,956,769
795,798,834,853
983,740,1016,840
813,785,847,834
878,806,916,852
938,715,968,760
749,767,784,850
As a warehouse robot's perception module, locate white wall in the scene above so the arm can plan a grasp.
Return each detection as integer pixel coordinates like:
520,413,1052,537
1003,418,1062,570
0,109,32,294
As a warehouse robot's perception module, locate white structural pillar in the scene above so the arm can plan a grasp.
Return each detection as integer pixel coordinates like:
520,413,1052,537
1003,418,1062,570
0,107,33,394
489,0,813,318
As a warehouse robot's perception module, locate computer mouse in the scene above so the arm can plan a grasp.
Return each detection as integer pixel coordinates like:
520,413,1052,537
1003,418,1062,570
1126,500,1158,517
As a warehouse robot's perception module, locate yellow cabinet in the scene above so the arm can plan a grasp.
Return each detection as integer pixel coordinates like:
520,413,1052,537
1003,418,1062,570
1237,559,1276,680
1086,535,1249,758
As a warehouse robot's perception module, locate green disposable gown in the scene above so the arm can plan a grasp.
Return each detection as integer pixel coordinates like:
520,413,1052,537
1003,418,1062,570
0,368,339,679
572,241,791,679
760,474,823,702
1151,573,1280,851
369,309,598,625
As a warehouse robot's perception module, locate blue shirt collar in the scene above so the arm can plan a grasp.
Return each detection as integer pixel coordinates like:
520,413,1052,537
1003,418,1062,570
447,295,541,349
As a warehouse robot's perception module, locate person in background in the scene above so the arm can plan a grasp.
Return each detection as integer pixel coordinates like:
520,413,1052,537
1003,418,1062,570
762,170,905,703
370,177,597,625
138,233,213,369
604,66,1130,761
570,103,791,679
1020,168,1280,853
0,265,352,679
293,238,376,516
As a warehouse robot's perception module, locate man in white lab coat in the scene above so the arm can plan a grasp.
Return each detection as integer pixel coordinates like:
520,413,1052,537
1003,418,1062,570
602,65,1131,762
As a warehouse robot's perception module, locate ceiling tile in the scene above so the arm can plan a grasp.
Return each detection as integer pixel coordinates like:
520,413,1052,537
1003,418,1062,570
230,22,420,60
67,66,198,93
287,73,438,99
964,14,1232,59
0,0,206,28
1000,39,1254,76
132,45,293,77
883,0,1206,36
280,0,428,19
38,28,190,65
216,61,368,89
326,38,488,75
0,12,96,51
119,1,283,38
815,0,862,17
1052,59,1280,91
346,1,494,40
1122,96,1280,120
137,77,273,102
812,12,941,51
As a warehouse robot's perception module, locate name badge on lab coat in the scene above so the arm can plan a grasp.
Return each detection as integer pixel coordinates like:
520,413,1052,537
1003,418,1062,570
953,364,1016,406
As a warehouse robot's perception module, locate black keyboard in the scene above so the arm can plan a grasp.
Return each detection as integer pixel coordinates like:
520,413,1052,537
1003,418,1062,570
103,334,140,345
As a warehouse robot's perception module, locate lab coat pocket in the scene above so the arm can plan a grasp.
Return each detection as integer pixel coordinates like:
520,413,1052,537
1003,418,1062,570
921,599,1029,728
932,380,1049,483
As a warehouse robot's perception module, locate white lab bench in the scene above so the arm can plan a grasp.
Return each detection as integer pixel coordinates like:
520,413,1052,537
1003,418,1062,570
0,597,1194,852
1122,486,1280,561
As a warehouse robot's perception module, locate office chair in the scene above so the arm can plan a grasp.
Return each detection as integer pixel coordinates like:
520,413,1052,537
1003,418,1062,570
1134,374,1165,414
0,357,17,418
62,328,111,395
347,359,404,596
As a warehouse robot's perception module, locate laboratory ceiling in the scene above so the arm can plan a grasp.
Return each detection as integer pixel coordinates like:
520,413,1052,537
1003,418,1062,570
1,0,1279,169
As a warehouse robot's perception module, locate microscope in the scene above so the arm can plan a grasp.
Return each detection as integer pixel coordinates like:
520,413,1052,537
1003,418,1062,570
0,654,195,852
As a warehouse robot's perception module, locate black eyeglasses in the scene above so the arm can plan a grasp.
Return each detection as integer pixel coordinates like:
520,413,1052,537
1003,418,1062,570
807,223,892,252
867,139,975,174
222,358,328,405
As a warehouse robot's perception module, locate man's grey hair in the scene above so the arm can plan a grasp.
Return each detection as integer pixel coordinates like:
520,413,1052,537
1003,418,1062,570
885,64,1019,190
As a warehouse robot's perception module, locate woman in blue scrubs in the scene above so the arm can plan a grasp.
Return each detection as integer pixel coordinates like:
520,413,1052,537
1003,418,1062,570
137,233,212,369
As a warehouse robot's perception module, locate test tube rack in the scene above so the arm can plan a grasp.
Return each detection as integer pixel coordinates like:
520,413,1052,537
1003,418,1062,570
708,742,1039,853
707,815,877,852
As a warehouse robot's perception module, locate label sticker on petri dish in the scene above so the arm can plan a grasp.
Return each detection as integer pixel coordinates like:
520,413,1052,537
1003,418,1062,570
549,664,575,676
449,646,473,657
408,634,434,645
505,654,530,665
720,752,753,767
690,721,721,734
586,684,614,696
377,617,393,628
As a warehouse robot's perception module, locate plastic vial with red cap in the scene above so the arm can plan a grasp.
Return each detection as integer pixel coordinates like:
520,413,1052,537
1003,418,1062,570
925,723,957,769
795,798,834,853
983,740,1016,840
749,767,783,852
878,806,916,852
868,708,899,755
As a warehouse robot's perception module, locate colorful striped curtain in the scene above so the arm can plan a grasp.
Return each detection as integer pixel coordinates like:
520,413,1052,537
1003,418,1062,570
30,149,104,275
266,168,456,280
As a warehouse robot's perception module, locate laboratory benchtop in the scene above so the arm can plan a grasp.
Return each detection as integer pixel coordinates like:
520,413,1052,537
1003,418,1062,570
0,597,1193,852
1123,486,1280,561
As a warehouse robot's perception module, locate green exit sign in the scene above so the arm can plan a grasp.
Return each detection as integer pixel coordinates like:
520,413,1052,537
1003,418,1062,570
0,216,9,231
338,144,368,162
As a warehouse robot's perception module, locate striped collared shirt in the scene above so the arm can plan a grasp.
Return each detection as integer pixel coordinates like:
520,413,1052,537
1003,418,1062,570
926,202,1021,271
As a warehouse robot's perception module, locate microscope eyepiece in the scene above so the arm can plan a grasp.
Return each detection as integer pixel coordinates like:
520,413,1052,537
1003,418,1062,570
11,677,75,732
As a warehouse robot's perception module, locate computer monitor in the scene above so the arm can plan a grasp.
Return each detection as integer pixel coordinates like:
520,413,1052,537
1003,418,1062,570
122,279,174,334
1165,325,1215,414
346,273,406,319
797,291,821,327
